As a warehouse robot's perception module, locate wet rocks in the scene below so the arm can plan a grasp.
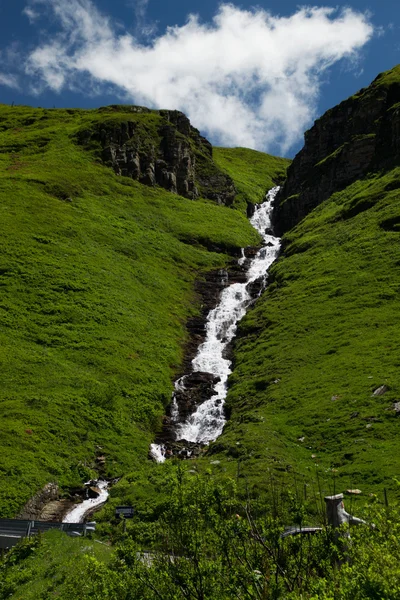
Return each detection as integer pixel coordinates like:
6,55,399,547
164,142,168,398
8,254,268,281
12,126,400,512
183,262,245,371
88,486,102,499
153,372,220,454
181,247,265,373
151,195,280,461
18,482,60,520
174,372,221,420
40,500,75,521
246,276,265,298
17,482,76,522
163,440,206,460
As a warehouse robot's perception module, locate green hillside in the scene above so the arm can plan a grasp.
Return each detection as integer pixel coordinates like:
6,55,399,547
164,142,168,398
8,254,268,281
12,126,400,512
218,166,400,498
103,65,400,518
207,64,400,501
0,104,288,517
2,65,400,600
213,147,290,210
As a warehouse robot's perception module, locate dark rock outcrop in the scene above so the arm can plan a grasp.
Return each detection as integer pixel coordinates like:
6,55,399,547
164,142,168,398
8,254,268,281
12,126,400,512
17,482,76,522
273,66,400,235
77,106,236,204
18,482,60,520
150,440,207,461
174,371,221,420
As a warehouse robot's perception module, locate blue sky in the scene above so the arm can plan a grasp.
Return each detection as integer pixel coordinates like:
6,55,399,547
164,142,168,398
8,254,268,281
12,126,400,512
0,1,399,156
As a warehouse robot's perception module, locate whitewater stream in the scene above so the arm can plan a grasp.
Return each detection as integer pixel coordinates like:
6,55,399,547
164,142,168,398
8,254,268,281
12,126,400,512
62,480,109,524
150,187,281,462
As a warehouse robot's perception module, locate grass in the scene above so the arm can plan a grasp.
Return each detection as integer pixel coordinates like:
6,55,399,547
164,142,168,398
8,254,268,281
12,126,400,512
207,166,400,501
4,93,399,527
213,147,290,211
2,83,400,598
368,64,400,90
0,530,113,599
94,143,400,517
0,103,268,516
2,474,400,600
2,73,400,598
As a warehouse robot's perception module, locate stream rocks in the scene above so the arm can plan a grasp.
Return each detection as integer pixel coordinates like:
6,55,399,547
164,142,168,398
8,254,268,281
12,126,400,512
17,483,74,522
153,372,219,458
174,372,221,420
152,440,207,461
181,246,260,373
17,479,110,522
152,237,274,461
18,483,61,520
152,262,247,458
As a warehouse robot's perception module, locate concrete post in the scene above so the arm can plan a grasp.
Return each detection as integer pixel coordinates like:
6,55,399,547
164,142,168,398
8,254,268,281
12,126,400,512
324,493,366,537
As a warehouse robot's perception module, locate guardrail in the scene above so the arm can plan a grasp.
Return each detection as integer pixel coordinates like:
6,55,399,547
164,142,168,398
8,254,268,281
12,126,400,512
0,519,96,549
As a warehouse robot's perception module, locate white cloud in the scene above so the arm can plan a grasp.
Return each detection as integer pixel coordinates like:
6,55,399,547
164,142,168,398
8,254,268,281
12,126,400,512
24,1,374,153
0,72,19,90
23,6,40,23
127,0,157,39
134,0,149,26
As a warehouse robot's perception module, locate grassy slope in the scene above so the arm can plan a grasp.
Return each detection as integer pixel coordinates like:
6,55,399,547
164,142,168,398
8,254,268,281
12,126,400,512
213,147,290,210
96,147,291,520
0,530,113,599
208,166,400,500
0,104,266,516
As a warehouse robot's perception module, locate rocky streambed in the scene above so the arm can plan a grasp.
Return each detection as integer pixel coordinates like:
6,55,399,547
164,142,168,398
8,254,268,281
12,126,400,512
18,479,111,524
150,187,281,461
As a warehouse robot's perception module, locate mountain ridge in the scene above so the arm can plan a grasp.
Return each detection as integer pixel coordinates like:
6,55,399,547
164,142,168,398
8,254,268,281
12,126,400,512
273,64,400,235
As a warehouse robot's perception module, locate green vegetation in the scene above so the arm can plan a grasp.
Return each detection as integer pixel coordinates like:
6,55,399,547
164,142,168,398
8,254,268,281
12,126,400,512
369,63,400,90
213,147,290,211
2,473,400,599
210,166,400,500
0,530,112,599
0,103,270,516
3,68,400,596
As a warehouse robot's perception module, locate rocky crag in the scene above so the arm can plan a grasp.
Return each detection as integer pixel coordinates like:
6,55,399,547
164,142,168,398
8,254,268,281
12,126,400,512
274,65,400,235
77,106,236,205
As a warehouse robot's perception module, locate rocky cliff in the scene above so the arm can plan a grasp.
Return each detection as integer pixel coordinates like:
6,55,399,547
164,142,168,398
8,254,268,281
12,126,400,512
76,105,236,205
273,65,400,235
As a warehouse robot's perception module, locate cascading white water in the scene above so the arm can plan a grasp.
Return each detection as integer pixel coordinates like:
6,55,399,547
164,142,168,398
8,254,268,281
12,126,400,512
150,187,281,460
149,376,184,462
149,443,166,463
62,480,109,523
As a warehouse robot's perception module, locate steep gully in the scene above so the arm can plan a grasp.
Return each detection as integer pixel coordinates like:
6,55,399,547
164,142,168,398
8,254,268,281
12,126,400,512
60,186,280,522
150,186,281,462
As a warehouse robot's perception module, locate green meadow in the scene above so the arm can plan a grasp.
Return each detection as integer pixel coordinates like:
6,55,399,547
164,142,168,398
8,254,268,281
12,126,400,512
105,170,400,520
213,147,290,209
2,81,400,598
213,166,400,500
0,104,291,516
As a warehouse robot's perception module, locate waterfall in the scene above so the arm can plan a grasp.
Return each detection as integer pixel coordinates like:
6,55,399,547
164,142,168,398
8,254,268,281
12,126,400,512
150,186,281,460
62,480,109,523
